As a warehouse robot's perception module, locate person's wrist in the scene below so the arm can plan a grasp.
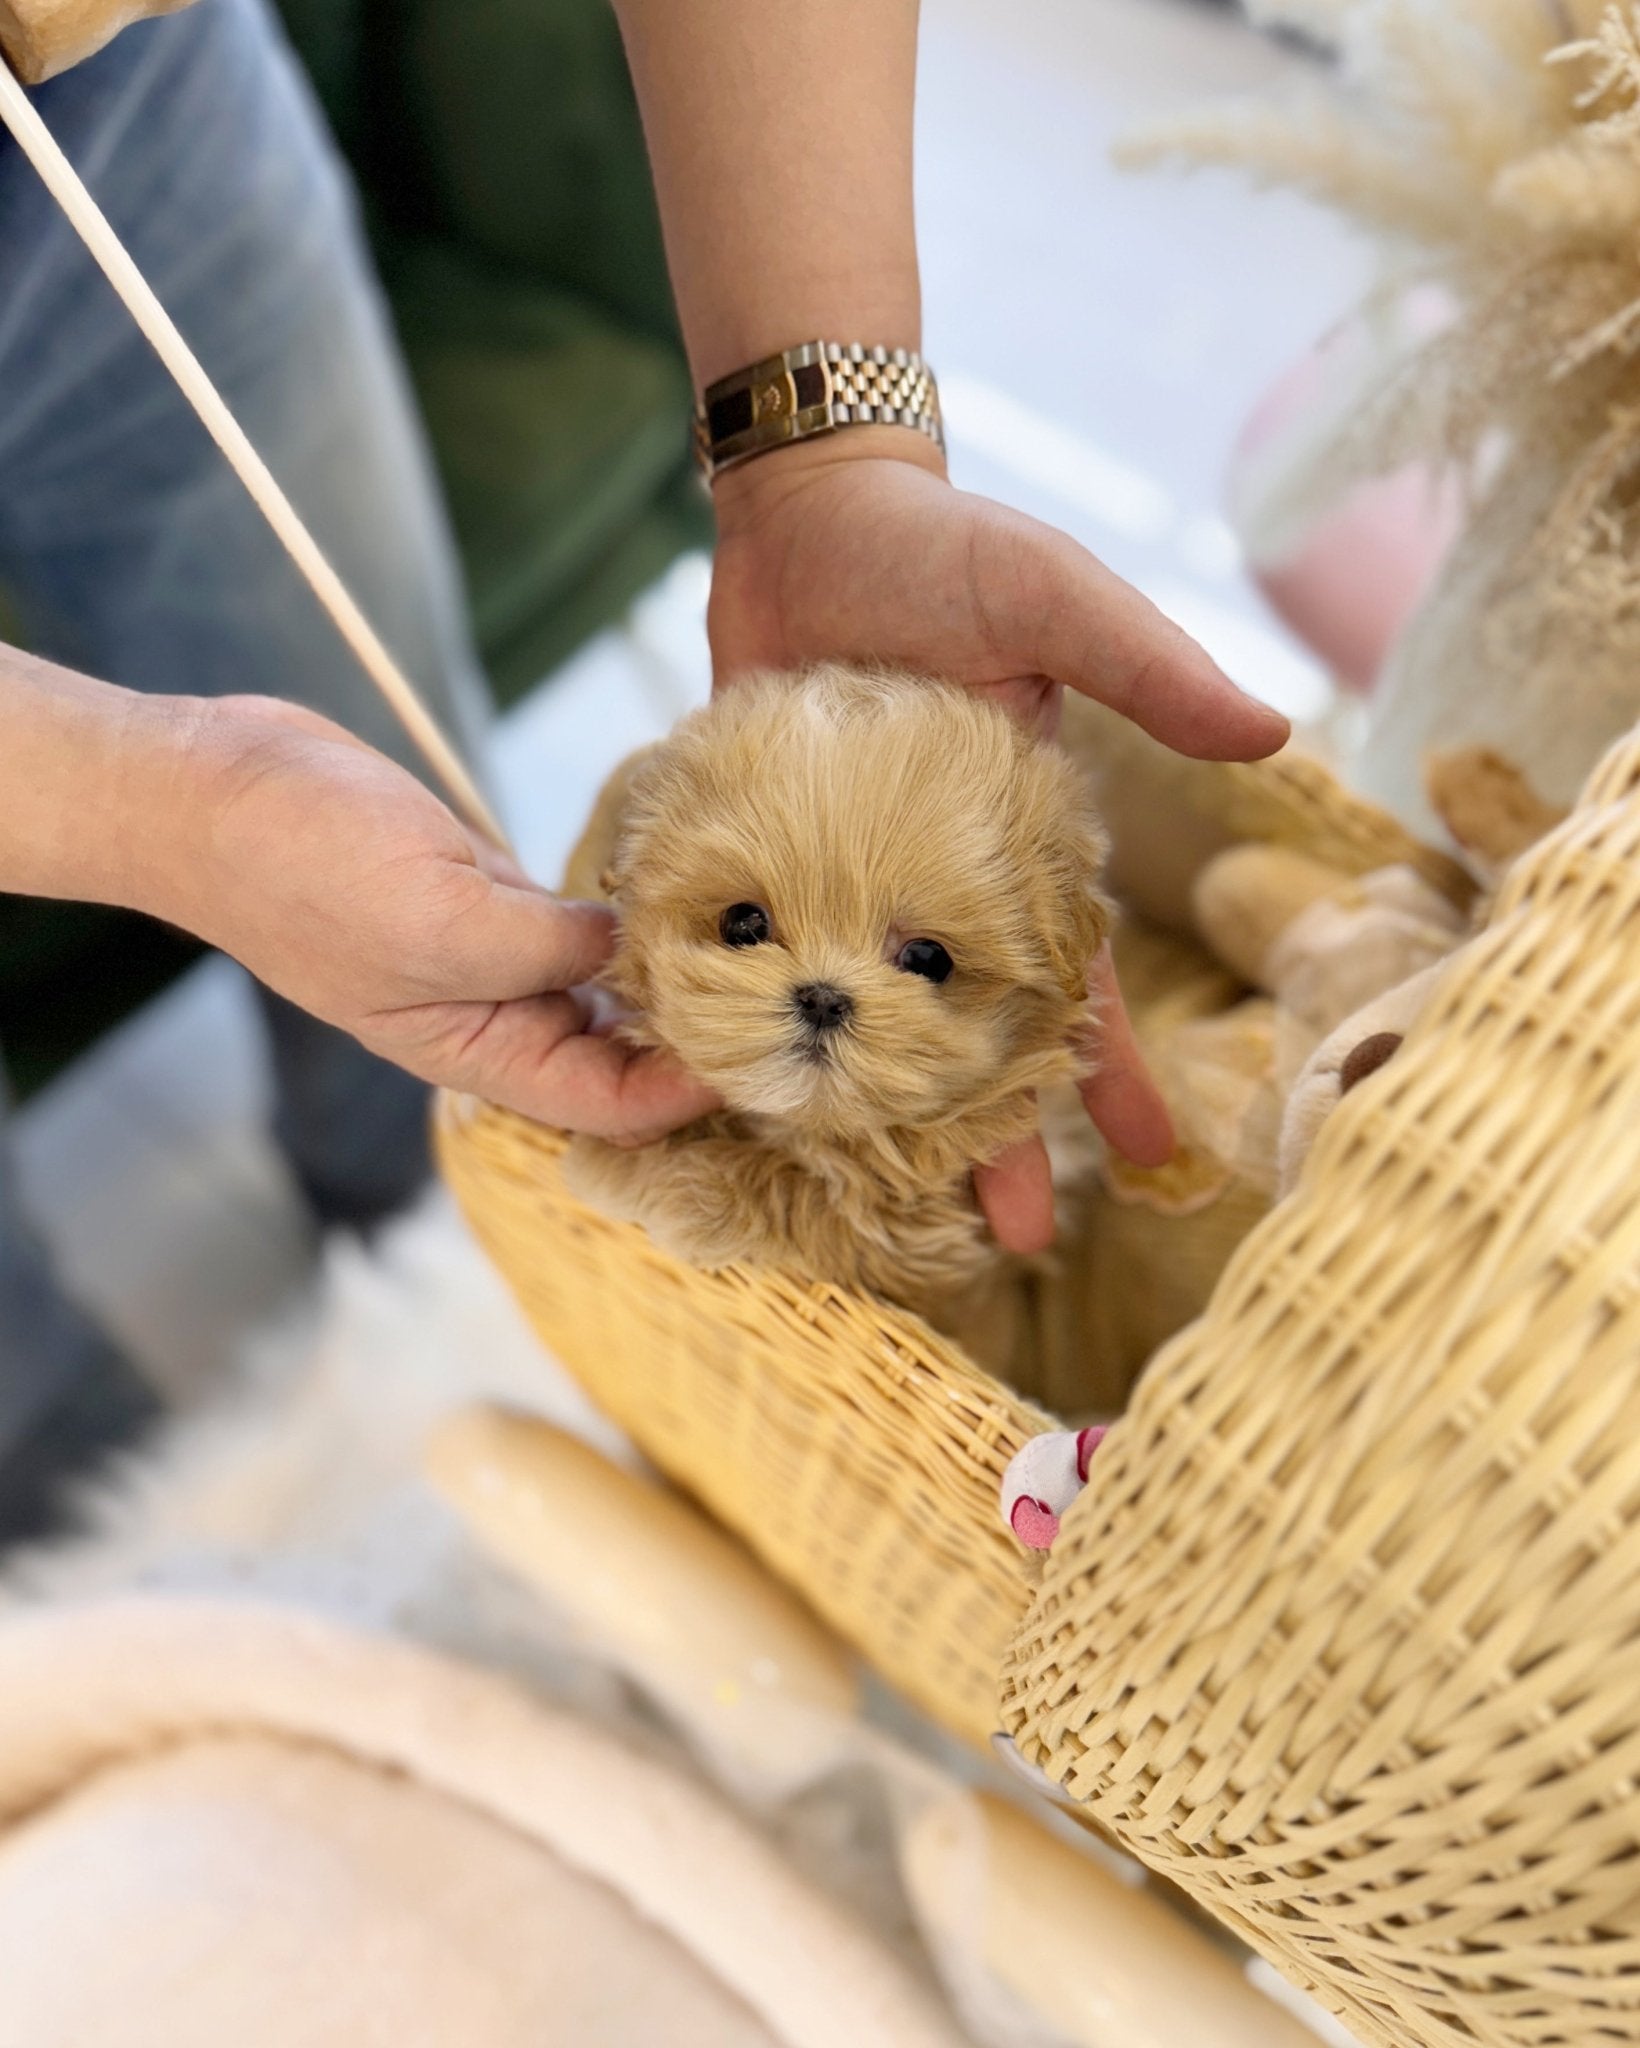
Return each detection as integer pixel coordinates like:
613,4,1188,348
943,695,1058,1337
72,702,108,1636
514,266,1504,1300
709,425,949,540
0,655,206,914
102,690,228,929
117,689,324,950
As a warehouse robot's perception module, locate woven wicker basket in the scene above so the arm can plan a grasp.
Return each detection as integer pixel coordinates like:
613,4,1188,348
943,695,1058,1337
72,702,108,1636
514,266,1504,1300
438,731,1640,2048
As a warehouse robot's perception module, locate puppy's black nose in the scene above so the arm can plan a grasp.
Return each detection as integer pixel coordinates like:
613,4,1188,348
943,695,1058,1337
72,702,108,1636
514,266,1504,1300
792,983,853,1033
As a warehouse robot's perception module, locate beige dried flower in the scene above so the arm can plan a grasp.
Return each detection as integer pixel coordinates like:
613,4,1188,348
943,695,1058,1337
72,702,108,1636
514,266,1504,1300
1127,1,1640,823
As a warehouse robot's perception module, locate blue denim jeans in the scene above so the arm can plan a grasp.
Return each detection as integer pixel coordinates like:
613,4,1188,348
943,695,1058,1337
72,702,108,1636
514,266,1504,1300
0,0,493,1444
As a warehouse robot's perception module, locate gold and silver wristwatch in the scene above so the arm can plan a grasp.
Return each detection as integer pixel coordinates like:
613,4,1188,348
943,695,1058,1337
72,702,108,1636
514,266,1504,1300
692,340,943,483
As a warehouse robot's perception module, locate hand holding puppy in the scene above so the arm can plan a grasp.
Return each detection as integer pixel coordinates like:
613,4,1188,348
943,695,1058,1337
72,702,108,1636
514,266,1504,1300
150,695,719,1142
707,440,1291,1245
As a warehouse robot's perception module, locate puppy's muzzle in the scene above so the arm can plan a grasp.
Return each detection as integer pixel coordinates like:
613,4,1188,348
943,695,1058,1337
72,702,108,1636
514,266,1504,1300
792,983,854,1037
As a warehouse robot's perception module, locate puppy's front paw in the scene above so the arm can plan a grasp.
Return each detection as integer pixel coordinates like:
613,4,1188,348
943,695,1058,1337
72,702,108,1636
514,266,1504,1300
562,1132,769,1274
561,1134,652,1223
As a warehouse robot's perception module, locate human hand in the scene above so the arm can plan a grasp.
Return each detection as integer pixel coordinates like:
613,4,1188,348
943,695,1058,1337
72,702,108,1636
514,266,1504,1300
708,436,1290,1249
161,696,718,1140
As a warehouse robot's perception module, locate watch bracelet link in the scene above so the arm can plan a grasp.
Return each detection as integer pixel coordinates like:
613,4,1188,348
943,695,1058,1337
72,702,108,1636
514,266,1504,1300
692,340,943,482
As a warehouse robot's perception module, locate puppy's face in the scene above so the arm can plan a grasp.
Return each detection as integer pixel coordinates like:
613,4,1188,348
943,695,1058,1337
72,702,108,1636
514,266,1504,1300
607,668,1109,1137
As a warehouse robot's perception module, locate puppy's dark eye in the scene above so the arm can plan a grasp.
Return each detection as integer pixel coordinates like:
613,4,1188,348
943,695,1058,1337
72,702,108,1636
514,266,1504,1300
720,902,772,948
895,938,953,983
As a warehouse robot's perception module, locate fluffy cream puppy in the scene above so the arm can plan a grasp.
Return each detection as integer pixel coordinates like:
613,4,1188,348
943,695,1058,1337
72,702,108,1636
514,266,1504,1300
563,665,1109,1318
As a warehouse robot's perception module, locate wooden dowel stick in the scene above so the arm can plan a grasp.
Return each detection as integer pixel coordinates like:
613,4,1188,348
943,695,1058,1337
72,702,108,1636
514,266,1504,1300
0,58,512,855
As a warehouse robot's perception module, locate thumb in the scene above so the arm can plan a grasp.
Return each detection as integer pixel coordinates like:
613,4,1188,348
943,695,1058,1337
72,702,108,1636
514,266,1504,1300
427,991,720,1141
438,880,619,1002
987,512,1289,761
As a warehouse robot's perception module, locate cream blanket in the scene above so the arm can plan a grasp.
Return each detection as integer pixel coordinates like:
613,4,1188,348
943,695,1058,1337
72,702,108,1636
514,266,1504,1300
0,1597,965,2048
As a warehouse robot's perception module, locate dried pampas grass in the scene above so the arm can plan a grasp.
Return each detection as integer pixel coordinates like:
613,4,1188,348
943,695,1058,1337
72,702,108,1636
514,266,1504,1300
1127,2,1640,830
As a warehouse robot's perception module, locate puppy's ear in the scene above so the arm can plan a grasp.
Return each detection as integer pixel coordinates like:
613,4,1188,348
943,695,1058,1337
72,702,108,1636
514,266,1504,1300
1022,769,1112,1003
599,805,640,906
1045,840,1113,1001
599,826,653,1011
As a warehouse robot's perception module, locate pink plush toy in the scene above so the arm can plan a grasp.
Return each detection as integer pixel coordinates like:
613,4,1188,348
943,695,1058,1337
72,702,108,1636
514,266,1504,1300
1000,1426,1107,1551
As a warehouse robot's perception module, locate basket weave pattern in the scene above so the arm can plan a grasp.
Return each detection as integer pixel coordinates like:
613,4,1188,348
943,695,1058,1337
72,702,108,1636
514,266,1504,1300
437,1104,1045,1749
437,732,1640,2047
1000,729,1640,2048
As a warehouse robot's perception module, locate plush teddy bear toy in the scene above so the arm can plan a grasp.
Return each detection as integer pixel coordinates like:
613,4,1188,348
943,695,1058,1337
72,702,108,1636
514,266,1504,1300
1008,738,1572,1534
1022,852,1467,1418
1017,696,1492,1420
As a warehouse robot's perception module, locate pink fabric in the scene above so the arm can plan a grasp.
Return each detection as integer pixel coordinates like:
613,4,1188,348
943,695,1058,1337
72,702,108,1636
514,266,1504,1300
1247,470,1460,695
1231,309,1462,695
1009,1497,1061,1550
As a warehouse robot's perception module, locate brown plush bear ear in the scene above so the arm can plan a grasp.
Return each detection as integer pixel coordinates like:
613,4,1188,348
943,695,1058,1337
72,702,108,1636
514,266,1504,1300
1340,1029,1403,1094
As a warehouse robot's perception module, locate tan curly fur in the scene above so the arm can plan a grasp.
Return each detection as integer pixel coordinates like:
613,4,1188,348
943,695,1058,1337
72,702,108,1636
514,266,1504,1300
562,666,1110,1320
